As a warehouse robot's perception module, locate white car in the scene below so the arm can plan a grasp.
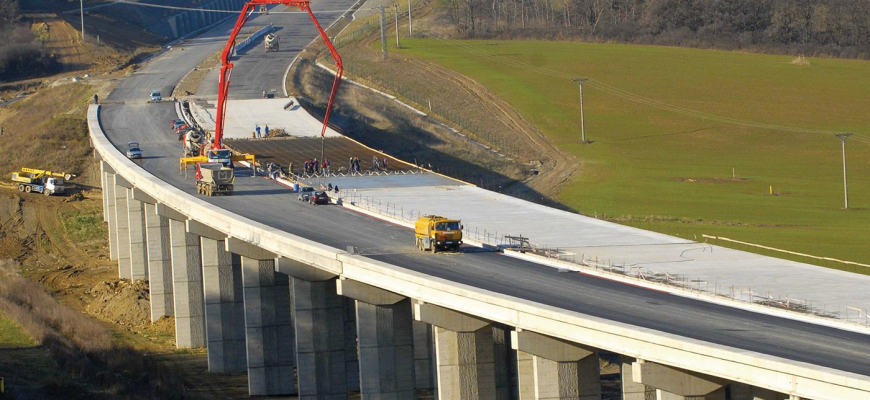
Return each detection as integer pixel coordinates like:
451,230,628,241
296,186,315,201
126,141,143,159
149,90,162,102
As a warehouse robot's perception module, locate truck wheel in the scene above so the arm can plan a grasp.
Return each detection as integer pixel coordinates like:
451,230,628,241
17,184,24,192
24,186,32,193
44,189,51,196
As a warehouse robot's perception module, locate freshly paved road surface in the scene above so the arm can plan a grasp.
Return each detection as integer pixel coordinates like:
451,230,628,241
97,1,870,381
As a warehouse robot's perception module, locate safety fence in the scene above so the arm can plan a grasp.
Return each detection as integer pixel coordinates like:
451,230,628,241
341,191,870,329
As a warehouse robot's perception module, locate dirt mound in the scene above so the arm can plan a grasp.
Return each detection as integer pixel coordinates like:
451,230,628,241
86,279,151,328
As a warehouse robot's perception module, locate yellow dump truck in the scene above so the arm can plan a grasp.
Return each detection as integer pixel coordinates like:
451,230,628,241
415,215,463,253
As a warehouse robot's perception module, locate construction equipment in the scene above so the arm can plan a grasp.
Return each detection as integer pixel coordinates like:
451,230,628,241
179,0,342,193
183,129,205,157
196,163,234,196
11,168,71,196
264,33,279,52
414,215,463,253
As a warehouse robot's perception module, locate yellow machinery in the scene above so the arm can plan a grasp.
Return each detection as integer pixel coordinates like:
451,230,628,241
414,215,463,253
11,168,71,195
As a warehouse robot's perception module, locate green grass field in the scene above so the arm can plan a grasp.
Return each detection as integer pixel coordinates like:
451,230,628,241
0,312,34,348
395,39,870,270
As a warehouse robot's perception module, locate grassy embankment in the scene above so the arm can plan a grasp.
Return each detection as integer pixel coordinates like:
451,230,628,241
393,40,870,271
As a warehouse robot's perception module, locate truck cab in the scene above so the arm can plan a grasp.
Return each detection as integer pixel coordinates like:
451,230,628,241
415,215,463,253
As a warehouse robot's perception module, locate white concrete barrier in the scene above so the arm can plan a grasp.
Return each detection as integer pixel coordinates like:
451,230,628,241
89,104,870,400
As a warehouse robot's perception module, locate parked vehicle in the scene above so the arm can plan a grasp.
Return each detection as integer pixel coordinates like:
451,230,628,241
309,191,329,205
414,215,463,253
149,90,162,102
126,141,143,159
297,186,315,201
10,168,70,196
171,119,186,130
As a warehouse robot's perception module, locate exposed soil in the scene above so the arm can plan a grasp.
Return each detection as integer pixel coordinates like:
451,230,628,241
288,6,578,208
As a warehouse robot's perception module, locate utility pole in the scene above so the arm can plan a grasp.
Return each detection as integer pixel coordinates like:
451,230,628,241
80,0,85,40
408,0,413,37
379,6,388,60
834,133,853,209
573,78,589,143
394,4,401,49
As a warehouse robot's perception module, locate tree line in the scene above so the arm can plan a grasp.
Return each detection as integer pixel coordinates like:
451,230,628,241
438,0,870,58
0,0,59,83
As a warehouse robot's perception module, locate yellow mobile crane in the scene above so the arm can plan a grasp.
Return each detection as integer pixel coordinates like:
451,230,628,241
11,168,71,195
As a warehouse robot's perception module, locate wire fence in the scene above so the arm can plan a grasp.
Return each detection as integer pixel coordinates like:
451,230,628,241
341,191,870,329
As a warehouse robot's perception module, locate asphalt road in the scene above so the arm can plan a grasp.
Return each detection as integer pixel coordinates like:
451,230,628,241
98,4,870,380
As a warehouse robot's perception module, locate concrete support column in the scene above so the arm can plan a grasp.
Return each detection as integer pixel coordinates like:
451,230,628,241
516,351,534,400
632,361,725,400
294,277,348,400
113,177,130,277
100,161,109,223
105,172,118,260
345,298,360,392
413,320,435,390
168,218,205,348
126,189,148,281
511,330,600,400
229,239,294,396
336,279,415,400
143,202,173,321
620,357,647,400
201,237,245,373
415,302,507,400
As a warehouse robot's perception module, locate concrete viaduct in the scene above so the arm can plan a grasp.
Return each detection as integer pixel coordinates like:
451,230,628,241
89,105,870,400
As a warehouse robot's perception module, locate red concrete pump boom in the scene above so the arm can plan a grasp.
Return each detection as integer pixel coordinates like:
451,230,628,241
214,0,343,149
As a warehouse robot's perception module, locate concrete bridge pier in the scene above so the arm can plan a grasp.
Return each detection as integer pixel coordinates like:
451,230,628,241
511,329,601,400
162,205,206,349
228,239,295,396
99,159,108,223
632,361,726,400
620,357,649,400
113,175,132,278
126,188,148,281
278,256,349,400
190,221,246,373
414,302,510,400
100,164,118,261
336,278,416,400
133,189,174,322
413,320,435,391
